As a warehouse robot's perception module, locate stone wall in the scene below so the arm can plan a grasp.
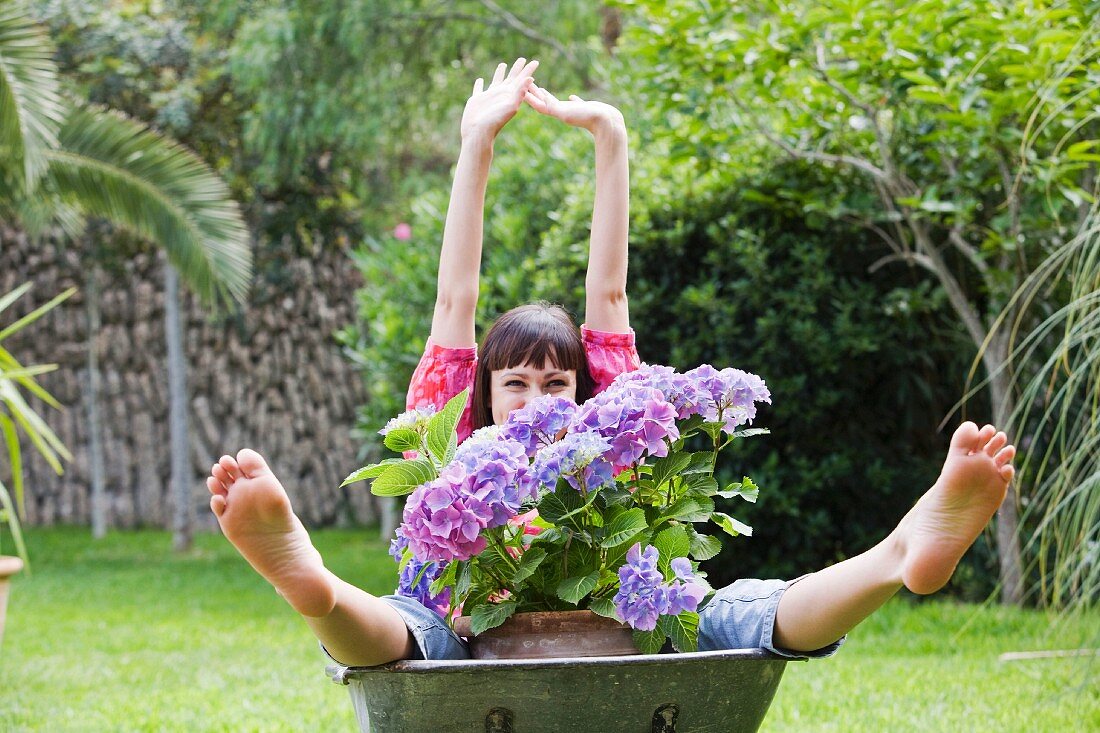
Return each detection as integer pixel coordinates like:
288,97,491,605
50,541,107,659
0,228,379,530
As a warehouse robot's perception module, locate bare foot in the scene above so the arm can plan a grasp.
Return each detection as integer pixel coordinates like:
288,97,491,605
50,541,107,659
208,450,336,617
896,422,1016,594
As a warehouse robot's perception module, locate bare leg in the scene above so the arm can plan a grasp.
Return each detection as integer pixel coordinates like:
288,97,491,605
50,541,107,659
208,450,413,666
773,422,1016,651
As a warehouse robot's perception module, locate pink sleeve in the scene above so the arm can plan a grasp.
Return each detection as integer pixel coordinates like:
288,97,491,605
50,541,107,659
582,325,641,395
406,340,477,444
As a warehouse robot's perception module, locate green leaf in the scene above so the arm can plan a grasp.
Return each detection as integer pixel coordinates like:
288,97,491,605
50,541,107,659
556,571,599,604
712,511,753,538
632,627,665,655
687,528,723,561
725,428,770,441
340,458,402,486
650,452,692,488
369,458,435,496
715,476,759,502
470,600,518,635
660,611,699,653
661,495,713,523
428,559,458,596
682,451,715,475
588,596,617,620
382,428,421,454
512,547,547,585
537,484,595,528
600,508,648,548
426,388,467,464
653,525,691,570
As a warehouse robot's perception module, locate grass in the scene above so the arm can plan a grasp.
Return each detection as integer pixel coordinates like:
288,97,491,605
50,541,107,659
1,528,1098,732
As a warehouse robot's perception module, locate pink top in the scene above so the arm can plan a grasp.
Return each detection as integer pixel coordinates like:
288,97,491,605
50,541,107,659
406,326,641,443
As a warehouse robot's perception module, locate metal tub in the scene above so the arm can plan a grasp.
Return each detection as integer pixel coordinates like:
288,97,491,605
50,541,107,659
328,648,789,732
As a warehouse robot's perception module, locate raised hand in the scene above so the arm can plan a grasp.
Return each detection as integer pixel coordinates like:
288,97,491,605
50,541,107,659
524,83,624,134
461,58,539,141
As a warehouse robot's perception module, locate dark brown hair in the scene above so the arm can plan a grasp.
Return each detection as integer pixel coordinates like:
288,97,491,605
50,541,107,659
472,302,595,429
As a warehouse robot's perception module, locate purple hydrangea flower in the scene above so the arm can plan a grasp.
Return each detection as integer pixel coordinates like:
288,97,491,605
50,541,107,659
613,364,711,420
530,431,614,494
613,544,708,631
390,529,451,618
401,435,534,562
501,395,579,456
400,463,489,562
454,436,535,525
571,383,680,468
663,557,707,615
613,543,667,631
683,365,771,432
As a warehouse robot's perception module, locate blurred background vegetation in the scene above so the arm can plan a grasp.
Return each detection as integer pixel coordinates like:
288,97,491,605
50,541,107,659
4,0,1097,612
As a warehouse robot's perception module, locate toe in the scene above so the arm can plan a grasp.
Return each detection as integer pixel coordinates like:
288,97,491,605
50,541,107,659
207,476,227,496
219,455,241,481
976,424,996,446
984,431,1008,456
995,445,1016,466
236,449,271,479
211,464,231,488
211,494,227,517
999,464,1015,483
950,421,981,452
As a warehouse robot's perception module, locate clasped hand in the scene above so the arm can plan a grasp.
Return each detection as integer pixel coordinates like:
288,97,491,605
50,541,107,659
460,57,624,142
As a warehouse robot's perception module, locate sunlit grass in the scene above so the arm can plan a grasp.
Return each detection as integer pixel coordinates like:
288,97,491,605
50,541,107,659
2,528,1097,731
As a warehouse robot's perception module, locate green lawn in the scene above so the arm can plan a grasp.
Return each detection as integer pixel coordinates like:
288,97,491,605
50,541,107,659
1,528,1097,732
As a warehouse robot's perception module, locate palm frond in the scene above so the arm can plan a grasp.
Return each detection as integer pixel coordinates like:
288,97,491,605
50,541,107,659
46,106,252,307
0,2,66,189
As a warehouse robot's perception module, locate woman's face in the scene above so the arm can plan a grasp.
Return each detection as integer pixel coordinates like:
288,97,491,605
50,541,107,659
490,361,577,425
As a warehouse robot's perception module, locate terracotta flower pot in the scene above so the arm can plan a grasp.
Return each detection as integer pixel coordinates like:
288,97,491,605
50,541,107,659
0,555,24,646
453,609,640,660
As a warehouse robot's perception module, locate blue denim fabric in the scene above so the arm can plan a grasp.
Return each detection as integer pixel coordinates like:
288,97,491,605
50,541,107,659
349,578,843,662
380,594,470,660
697,576,845,659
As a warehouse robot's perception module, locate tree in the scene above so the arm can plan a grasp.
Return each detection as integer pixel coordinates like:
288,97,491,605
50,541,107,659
0,3,252,548
619,0,1099,604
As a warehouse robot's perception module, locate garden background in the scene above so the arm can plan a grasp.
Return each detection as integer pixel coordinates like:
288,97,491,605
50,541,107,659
1,1,1097,730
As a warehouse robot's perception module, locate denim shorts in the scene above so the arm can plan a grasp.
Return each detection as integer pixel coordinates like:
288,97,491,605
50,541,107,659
363,576,844,662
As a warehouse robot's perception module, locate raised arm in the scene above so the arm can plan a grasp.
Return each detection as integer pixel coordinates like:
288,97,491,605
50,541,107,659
430,58,539,347
525,85,630,333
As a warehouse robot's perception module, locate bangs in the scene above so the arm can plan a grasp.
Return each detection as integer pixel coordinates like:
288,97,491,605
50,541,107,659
482,311,587,373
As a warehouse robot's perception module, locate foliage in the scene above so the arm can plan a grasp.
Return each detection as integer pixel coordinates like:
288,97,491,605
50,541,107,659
347,367,770,653
0,284,74,566
993,202,1100,610
3,2,252,307
615,0,1100,601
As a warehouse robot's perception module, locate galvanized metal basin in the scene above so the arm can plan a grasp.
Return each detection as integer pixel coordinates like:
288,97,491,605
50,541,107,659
328,648,789,732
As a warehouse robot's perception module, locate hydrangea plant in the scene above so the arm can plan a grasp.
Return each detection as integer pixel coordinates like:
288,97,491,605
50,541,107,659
344,364,771,654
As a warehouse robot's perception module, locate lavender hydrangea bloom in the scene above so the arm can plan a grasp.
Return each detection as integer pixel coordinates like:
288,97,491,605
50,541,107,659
400,463,489,562
613,364,711,420
379,405,437,436
613,543,667,631
454,436,535,525
401,435,535,562
501,395,578,456
683,364,771,432
530,431,614,493
613,544,708,630
397,556,452,617
390,530,451,617
571,383,679,468
663,557,707,615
